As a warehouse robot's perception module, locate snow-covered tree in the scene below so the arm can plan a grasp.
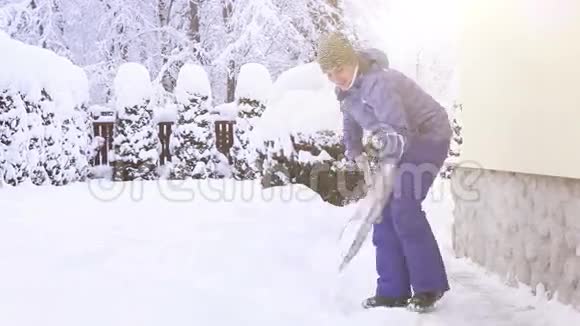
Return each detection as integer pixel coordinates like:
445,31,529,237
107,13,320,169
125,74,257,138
21,93,47,185
66,66,92,181
210,0,342,103
1,29,91,186
74,103,94,181
230,114,256,180
60,104,91,183
60,109,78,183
112,62,159,181
236,63,271,119
0,0,71,57
229,62,271,180
0,89,28,186
252,60,367,205
2,0,350,108
0,146,3,187
39,90,67,186
169,63,214,179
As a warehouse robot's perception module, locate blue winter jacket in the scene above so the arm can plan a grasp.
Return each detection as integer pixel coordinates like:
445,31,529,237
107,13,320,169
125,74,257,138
336,49,453,162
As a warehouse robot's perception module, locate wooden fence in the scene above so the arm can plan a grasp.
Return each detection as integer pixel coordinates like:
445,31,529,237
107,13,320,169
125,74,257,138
90,121,235,166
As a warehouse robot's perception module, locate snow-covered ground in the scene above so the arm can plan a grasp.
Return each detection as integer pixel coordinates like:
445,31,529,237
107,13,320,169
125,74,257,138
1,179,578,325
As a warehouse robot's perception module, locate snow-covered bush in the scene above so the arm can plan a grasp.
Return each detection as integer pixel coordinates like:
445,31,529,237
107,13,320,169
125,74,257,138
74,103,94,181
251,63,366,206
21,94,47,185
61,106,85,183
169,63,218,179
112,63,159,181
0,32,92,186
68,67,93,181
39,90,66,186
229,63,273,180
0,89,28,186
37,64,92,186
211,102,238,121
230,115,259,180
235,63,272,119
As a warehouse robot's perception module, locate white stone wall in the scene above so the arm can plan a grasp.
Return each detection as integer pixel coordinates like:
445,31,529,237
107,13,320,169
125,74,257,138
451,167,580,309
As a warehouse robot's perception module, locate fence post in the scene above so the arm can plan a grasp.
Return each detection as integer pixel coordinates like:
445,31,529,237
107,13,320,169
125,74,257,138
91,120,236,167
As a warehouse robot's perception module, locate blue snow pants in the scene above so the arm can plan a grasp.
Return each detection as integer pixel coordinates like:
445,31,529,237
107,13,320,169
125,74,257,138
372,134,451,298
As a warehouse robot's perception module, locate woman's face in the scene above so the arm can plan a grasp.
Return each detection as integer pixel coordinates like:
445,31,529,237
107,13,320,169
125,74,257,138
326,63,357,91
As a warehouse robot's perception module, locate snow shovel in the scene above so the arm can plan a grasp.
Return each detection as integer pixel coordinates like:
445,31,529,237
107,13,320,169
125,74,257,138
338,160,398,272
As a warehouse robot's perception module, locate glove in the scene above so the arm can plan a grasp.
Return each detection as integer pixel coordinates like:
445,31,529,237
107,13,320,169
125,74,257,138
365,130,406,165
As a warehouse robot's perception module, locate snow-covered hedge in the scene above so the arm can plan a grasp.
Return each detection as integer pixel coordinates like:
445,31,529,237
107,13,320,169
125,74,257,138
229,63,273,180
0,32,93,187
235,63,272,119
111,63,159,181
169,63,227,179
249,63,366,206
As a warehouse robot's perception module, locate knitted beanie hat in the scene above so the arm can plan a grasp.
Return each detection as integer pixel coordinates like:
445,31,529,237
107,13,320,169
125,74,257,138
316,32,357,73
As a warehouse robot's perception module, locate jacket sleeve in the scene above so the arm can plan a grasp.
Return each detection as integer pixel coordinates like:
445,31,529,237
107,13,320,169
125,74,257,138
342,111,363,160
365,74,409,162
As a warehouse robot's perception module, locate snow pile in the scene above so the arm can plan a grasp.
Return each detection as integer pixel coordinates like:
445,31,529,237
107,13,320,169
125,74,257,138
174,63,212,106
252,62,342,144
235,63,272,105
269,62,331,103
297,150,333,165
212,102,238,121
0,32,92,186
113,63,153,110
0,31,88,114
89,105,115,122
153,104,178,124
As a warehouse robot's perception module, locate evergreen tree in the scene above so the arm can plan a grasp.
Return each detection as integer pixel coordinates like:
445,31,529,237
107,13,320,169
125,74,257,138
60,110,78,184
169,63,215,179
0,89,28,186
40,90,66,186
21,93,47,185
229,63,271,180
230,115,260,180
112,63,159,181
170,92,210,179
74,104,92,181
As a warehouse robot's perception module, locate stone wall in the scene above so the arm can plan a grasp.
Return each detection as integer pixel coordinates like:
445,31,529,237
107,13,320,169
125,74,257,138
451,167,580,309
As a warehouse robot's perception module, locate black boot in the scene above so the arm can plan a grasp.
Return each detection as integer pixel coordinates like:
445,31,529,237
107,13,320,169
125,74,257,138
362,295,410,309
407,291,445,312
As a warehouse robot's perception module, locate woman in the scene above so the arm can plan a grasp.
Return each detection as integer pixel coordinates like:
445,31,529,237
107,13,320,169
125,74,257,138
317,32,453,310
